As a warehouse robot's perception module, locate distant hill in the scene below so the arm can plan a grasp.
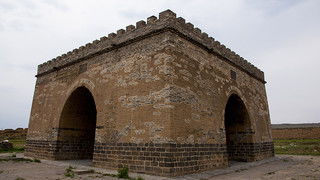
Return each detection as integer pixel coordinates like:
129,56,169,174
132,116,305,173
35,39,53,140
272,123,320,129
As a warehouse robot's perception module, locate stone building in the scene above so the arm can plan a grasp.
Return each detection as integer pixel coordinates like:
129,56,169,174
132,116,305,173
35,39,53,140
26,10,274,176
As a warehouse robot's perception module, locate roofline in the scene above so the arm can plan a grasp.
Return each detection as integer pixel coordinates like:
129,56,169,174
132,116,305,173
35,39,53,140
36,10,266,83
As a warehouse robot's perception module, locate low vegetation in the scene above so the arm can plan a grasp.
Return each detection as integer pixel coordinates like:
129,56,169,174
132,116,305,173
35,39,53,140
104,167,144,180
0,138,25,153
0,157,32,162
0,156,41,163
15,178,25,180
33,158,41,163
64,166,75,178
274,139,320,156
64,166,144,180
0,147,24,153
91,167,143,180
117,166,129,179
116,167,144,180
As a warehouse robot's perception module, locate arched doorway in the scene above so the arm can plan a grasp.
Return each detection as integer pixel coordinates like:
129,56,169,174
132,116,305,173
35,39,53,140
56,86,97,160
224,94,252,162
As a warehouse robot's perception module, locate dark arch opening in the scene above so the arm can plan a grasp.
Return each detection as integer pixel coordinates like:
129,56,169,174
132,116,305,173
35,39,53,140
56,86,97,160
224,94,252,162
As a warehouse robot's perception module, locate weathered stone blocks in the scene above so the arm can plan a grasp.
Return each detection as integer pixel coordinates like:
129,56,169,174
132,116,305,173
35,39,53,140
26,9,274,177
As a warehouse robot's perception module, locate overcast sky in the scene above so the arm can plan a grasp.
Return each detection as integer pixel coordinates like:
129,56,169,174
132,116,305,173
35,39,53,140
0,0,319,129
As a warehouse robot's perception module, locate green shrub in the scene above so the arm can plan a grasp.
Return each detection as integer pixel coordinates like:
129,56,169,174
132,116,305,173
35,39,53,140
33,159,41,163
117,166,129,179
64,166,75,178
136,176,144,180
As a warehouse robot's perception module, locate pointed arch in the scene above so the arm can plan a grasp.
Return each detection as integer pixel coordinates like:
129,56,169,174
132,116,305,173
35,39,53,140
56,86,97,160
224,93,254,162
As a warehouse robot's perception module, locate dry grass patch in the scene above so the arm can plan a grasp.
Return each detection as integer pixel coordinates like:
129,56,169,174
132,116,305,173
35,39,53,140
274,139,320,156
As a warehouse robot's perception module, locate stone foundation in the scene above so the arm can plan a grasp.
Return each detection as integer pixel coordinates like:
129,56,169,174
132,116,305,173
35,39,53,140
25,140,55,159
26,140,274,176
93,142,228,176
227,142,274,162
25,140,94,160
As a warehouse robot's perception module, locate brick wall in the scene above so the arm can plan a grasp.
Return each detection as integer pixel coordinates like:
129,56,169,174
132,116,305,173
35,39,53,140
93,142,228,176
25,140,94,160
26,140,273,177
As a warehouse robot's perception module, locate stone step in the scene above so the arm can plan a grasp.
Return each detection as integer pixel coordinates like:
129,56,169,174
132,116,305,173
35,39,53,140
73,169,95,175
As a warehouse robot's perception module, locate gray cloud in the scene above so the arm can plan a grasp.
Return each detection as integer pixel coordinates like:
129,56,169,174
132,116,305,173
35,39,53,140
0,0,319,129
41,0,69,11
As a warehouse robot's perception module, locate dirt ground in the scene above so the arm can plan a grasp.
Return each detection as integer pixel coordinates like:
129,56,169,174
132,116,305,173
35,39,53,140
0,153,319,180
212,155,320,180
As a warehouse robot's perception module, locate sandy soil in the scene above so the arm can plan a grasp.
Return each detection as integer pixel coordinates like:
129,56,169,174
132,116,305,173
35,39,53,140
0,153,319,180
0,153,121,180
211,155,320,180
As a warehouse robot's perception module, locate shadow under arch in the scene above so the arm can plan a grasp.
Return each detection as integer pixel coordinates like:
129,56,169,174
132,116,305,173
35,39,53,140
56,86,97,160
224,94,254,162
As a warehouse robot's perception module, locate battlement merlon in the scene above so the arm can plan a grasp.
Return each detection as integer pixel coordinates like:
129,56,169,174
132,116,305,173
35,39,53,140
36,9,266,83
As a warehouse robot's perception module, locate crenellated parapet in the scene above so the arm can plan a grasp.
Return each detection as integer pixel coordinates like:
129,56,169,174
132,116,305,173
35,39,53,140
37,10,265,83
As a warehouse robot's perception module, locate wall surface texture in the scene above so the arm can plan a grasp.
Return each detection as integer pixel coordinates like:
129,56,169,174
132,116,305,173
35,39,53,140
26,10,274,176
